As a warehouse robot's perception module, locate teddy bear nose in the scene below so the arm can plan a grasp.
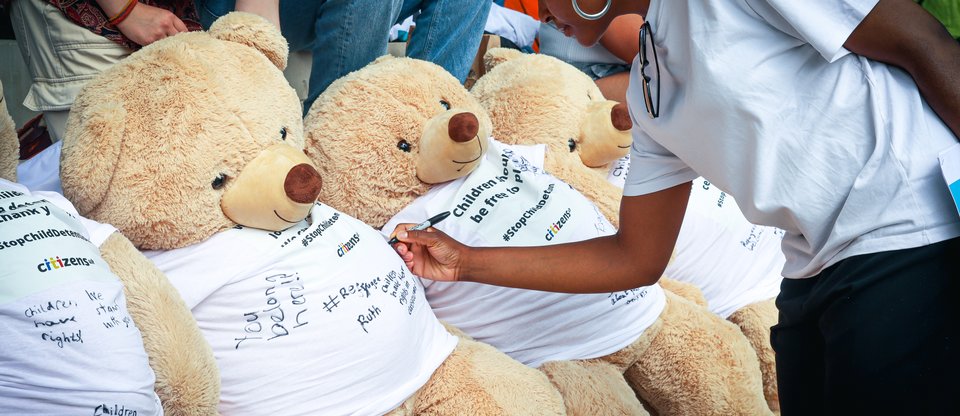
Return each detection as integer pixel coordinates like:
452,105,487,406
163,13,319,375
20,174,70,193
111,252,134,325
448,112,480,143
611,103,633,131
284,163,323,204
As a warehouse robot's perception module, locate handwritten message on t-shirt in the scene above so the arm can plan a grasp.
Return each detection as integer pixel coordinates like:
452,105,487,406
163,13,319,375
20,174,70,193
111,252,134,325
234,273,310,349
0,183,160,415
225,204,429,348
0,188,133,348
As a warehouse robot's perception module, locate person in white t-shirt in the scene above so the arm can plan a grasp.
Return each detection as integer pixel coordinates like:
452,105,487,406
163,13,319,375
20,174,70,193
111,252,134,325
392,0,960,413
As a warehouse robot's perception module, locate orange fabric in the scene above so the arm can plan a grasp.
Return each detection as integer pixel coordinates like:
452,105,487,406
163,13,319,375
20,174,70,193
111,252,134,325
504,0,539,20
503,0,540,51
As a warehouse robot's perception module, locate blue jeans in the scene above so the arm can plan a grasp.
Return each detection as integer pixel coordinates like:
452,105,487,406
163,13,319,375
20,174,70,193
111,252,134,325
196,0,490,113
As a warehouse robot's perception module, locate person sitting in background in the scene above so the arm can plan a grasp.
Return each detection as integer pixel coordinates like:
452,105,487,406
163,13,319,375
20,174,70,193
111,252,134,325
10,0,201,142
197,0,491,113
484,1,540,51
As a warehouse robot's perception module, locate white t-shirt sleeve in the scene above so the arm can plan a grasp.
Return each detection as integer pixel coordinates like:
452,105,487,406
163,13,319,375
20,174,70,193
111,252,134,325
746,0,879,62
622,126,698,197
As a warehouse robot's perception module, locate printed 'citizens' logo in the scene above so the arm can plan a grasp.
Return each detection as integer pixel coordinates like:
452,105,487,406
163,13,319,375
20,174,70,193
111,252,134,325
544,209,573,241
337,233,360,257
37,255,96,272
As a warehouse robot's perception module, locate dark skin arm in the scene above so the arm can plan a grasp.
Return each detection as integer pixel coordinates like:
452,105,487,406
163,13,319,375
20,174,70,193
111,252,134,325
393,182,690,293
845,0,960,140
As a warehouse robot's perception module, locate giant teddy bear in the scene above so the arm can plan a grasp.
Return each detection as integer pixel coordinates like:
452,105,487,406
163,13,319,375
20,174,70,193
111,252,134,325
303,55,771,415
472,48,784,413
0,83,219,416
57,13,565,416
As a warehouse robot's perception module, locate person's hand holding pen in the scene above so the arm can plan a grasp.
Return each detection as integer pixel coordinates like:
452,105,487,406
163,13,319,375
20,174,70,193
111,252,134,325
388,211,466,282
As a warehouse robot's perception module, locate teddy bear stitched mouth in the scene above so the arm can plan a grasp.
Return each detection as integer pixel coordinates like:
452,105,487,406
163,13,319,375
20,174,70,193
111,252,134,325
273,210,299,223
451,136,483,171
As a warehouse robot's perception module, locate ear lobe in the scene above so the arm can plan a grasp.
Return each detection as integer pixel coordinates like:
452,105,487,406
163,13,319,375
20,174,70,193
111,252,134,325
483,48,524,73
208,12,289,70
60,102,126,216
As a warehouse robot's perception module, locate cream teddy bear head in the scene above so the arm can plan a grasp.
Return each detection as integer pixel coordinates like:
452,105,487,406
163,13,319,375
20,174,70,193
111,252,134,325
472,48,633,171
304,56,493,228
60,12,322,250
471,49,633,227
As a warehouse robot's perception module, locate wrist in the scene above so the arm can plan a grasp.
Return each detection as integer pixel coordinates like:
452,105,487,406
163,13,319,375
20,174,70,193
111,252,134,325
457,245,483,283
108,0,138,27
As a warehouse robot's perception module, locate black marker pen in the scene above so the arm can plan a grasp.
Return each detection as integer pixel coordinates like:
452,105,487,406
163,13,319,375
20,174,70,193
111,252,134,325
387,211,451,244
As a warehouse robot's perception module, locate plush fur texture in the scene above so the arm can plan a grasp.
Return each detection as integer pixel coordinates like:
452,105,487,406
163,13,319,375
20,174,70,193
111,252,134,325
99,233,220,416
474,50,774,415
387,339,567,416
623,292,771,415
59,12,307,415
728,299,780,414
61,20,303,250
472,51,625,229
657,275,709,308
543,292,771,415
540,360,651,415
305,56,493,230
305,55,568,414
2,81,217,414
0,82,16,182
207,12,288,71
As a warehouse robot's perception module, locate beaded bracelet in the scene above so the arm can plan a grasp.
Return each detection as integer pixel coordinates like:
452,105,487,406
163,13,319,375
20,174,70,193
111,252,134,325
108,0,138,26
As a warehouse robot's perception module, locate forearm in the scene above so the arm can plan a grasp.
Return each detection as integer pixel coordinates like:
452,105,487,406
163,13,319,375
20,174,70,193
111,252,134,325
460,183,690,293
462,233,668,293
906,35,960,140
846,0,960,140
236,0,280,29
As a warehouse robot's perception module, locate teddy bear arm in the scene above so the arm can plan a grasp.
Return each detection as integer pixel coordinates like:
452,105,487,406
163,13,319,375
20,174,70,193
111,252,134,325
411,338,566,415
99,232,220,416
539,359,651,416
623,291,772,416
657,277,708,307
546,158,623,229
727,298,780,414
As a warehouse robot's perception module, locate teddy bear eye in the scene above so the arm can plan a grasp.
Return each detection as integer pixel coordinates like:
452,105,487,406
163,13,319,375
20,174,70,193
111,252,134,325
211,173,228,190
568,138,577,152
397,139,412,153
439,100,451,110
280,127,288,140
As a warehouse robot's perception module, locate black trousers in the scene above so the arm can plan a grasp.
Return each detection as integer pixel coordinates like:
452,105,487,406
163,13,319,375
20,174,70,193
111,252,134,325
772,238,960,415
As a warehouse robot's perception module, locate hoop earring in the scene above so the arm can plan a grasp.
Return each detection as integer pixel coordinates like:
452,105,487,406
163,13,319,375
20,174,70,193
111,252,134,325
572,0,612,20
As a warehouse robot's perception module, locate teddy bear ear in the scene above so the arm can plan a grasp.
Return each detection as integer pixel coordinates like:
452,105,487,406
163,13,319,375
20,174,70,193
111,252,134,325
483,48,524,73
208,12,289,71
60,102,126,216
373,54,396,65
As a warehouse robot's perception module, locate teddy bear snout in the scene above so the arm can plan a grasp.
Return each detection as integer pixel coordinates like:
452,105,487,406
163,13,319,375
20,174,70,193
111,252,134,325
284,163,323,203
611,103,632,132
448,112,480,143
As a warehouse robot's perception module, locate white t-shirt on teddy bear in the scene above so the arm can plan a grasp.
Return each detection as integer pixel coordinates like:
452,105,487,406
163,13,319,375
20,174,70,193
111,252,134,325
608,157,784,318
667,178,784,318
144,202,457,416
0,179,162,416
383,140,666,368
